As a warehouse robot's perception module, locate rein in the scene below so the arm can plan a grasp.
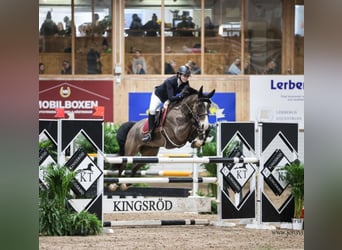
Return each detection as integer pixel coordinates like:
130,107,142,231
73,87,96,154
182,98,211,127
181,97,211,142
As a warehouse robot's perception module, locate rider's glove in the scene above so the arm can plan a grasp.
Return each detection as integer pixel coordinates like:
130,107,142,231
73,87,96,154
164,100,170,108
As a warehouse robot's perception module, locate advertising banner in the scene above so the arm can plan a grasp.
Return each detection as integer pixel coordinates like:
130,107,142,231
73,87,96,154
249,76,304,129
39,80,113,121
128,92,236,123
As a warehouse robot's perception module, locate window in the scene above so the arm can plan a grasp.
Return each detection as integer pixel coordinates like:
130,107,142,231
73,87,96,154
124,4,162,75
39,1,72,74
294,4,304,74
205,0,242,75
39,0,298,76
164,2,201,75
39,0,112,75
244,0,282,74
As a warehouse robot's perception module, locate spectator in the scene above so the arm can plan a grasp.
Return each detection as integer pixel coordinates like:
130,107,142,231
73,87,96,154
61,60,72,74
56,22,66,36
132,50,147,74
102,38,112,53
39,11,58,36
39,63,45,74
91,13,103,36
165,60,177,74
63,16,72,36
204,16,216,37
263,59,278,74
135,63,146,74
87,45,102,74
176,13,195,36
128,13,144,36
186,60,201,75
226,57,241,75
165,46,174,53
243,61,251,74
78,24,86,36
143,13,160,37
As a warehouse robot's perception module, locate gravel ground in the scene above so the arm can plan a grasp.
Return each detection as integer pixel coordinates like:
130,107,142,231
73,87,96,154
39,212,304,250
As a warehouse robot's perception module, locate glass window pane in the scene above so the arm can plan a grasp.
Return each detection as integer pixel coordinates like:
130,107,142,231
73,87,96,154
164,2,201,75
125,2,162,74
244,0,282,74
294,4,304,74
39,1,72,74
74,0,112,74
205,0,242,75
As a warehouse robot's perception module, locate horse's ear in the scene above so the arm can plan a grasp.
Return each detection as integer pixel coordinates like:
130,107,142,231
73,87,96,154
206,89,215,99
198,86,203,96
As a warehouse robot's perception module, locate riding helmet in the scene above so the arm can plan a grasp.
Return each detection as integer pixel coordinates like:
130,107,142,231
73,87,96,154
177,65,191,77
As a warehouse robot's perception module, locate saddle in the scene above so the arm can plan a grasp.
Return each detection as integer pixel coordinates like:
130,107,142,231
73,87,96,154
142,106,169,134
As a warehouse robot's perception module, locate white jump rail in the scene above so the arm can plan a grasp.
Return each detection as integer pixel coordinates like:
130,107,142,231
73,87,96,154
104,156,259,164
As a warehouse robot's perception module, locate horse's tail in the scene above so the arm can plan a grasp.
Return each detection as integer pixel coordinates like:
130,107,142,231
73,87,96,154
116,121,136,156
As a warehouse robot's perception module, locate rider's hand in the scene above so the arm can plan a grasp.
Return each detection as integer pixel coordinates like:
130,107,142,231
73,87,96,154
164,100,170,108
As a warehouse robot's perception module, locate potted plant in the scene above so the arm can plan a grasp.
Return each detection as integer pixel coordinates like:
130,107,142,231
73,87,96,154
39,164,102,236
283,159,304,230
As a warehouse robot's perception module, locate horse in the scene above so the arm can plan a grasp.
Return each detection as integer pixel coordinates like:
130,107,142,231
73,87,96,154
111,86,215,191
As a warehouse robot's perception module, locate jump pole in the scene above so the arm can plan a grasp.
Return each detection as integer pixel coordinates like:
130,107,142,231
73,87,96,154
104,156,259,164
104,177,217,184
103,219,210,227
103,169,192,177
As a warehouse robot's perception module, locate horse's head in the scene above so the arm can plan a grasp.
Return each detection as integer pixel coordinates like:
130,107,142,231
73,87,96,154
195,86,215,131
186,86,215,137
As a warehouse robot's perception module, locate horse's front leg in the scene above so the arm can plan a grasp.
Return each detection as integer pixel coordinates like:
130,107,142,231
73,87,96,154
130,163,143,177
118,163,126,177
191,138,205,148
108,163,126,192
120,163,142,191
191,125,212,148
190,131,206,148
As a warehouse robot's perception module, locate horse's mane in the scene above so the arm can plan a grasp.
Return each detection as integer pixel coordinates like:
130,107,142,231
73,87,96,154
168,86,198,110
181,86,198,97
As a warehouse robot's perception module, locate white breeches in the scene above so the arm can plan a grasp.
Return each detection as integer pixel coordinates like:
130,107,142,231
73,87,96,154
149,91,162,115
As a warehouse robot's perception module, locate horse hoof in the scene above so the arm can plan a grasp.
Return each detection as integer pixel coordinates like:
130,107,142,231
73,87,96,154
120,183,129,191
108,183,118,192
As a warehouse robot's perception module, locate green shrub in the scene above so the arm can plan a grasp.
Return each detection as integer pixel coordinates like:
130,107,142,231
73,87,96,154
39,198,70,236
282,160,304,218
69,211,102,236
75,122,120,154
39,164,102,236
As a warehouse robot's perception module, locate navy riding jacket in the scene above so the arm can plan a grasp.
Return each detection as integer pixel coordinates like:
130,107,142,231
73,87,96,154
154,75,189,102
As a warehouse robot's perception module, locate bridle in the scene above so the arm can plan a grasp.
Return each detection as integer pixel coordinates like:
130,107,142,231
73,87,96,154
182,97,211,141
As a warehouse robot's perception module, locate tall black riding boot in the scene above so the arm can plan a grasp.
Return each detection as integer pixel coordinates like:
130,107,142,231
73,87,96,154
142,114,155,143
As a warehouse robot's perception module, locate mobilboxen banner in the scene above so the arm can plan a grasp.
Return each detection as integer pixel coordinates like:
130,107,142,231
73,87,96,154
39,80,113,121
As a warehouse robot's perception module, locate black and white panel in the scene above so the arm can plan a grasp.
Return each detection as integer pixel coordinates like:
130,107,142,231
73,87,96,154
218,122,257,220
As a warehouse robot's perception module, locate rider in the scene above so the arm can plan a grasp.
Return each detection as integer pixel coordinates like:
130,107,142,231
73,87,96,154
142,65,192,143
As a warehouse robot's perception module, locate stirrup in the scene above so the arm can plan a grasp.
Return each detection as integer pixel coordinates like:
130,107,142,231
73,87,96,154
142,132,152,143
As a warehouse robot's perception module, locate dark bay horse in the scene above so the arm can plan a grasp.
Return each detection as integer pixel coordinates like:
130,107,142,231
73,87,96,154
113,86,215,190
